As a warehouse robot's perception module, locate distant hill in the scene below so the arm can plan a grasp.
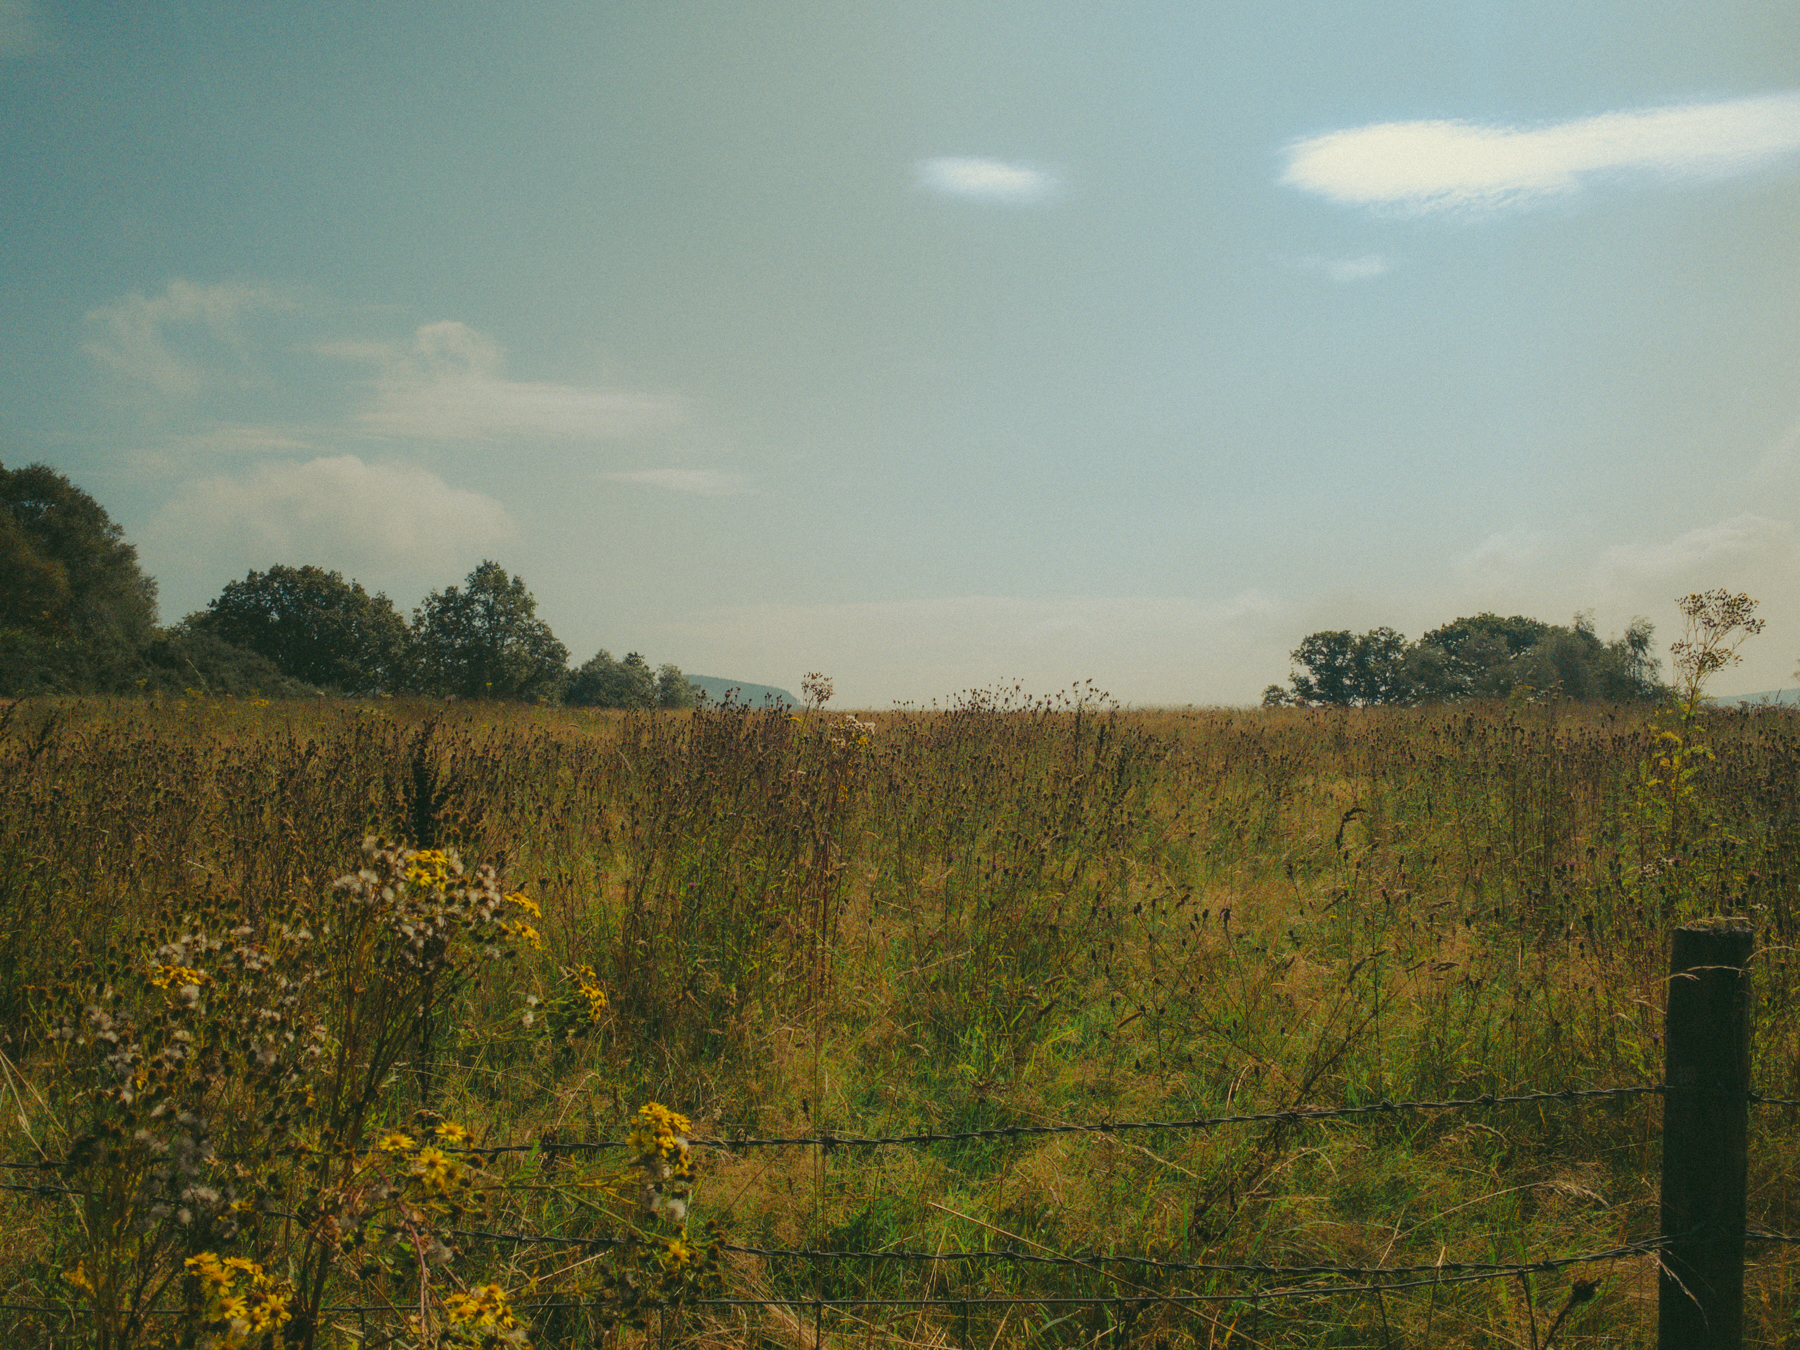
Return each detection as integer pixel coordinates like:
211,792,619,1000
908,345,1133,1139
1712,688,1800,707
686,674,798,708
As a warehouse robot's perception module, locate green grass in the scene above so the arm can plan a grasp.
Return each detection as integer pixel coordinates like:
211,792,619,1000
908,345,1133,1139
1,691,1797,1348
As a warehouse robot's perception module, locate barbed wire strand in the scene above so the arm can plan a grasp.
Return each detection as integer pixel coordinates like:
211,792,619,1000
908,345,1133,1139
7,1084,1794,1174
7,1234,1797,1322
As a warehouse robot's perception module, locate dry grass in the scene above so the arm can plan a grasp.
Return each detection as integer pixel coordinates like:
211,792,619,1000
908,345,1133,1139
0,690,1797,1346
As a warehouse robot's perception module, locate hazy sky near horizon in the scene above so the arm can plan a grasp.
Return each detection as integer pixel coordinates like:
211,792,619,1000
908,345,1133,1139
4,1,1800,704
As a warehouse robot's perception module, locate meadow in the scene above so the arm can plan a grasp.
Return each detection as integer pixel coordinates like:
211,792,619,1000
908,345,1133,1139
1,689,1797,1349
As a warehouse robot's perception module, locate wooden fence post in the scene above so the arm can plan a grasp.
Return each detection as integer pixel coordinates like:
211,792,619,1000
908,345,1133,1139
1658,918,1752,1350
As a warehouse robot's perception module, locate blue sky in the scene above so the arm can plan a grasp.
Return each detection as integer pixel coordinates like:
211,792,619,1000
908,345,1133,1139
4,1,1798,704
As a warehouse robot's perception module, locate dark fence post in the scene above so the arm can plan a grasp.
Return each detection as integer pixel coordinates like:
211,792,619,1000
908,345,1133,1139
1658,918,1752,1350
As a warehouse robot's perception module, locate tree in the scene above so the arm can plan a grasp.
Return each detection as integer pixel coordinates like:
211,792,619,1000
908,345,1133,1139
0,462,157,645
1413,613,1552,700
565,652,699,709
195,564,410,693
1271,611,1662,708
407,561,569,701
655,663,698,709
1287,627,1412,706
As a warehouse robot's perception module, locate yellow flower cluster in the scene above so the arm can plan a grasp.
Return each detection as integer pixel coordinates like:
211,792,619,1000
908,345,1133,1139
444,1281,518,1330
373,1121,478,1195
500,892,543,946
148,963,209,991
628,1102,696,1221
628,1102,692,1163
185,1252,294,1346
570,964,609,1023
404,849,456,891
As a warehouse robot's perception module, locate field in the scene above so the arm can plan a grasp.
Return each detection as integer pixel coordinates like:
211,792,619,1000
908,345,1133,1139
1,691,1797,1349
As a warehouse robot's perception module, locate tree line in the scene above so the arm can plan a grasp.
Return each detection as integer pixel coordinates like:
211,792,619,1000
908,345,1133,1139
1,461,697,706
1262,611,1663,707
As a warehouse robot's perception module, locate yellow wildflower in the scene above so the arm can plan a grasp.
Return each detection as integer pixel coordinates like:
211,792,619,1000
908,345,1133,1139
569,964,609,1023
445,1282,516,1329
244,1289,291,1333
410,1146,455,1192
403,849,454,891
376,1131,417,1153
149,964,209,990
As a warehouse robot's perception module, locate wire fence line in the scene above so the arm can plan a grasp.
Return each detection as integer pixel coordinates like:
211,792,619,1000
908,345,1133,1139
3,1232,1796,1323
6,1076,1796,1330
13,1080,1797,1176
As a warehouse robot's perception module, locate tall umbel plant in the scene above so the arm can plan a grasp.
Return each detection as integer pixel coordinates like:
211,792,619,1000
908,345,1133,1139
1634,590,1764,920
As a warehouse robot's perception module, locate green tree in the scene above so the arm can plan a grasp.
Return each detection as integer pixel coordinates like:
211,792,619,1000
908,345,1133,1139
1272,612,1662,708
195,564,410,693
1286,627,1413,706
0,462,161,695
1413,613,1552,699
655,663,698,709
408,561,568,700
0,462,157,644
565,650,655,708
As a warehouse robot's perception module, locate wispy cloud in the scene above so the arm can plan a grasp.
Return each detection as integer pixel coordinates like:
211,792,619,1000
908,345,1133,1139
1284,92,1800,212
1456,528,1544,575
84,280,293,395
604,468,746,495
1597,512,1793,585
147,455,515,587
341,321,676,441
916,157,1061,204
1296,253,1392,283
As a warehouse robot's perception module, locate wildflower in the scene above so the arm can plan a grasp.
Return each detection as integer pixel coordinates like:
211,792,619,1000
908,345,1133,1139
433,1120,471,1145
403,849,454,892
445,1282,517,1330
660,1236,695,1271
376,1131,417,1153
569,965,609,1023
149,964,209,991
505,892,541,918
410,1146,456,1192
628,1102,693,1162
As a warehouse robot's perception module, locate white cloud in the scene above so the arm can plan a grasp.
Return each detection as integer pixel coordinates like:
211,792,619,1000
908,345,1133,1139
1283,92,1800,212
1596,512,1794,586
1456,528,1544,575
147,455,515,590
604,468,746,495
344,321,676,441
916,157,1061,204
1296,253,1392,283
83,280,293,395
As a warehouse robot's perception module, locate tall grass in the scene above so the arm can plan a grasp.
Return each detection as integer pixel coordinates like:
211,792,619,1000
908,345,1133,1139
1,690,1796,1347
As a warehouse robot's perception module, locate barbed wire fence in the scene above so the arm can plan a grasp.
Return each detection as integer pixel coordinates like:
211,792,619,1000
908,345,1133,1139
2,921,1792,1347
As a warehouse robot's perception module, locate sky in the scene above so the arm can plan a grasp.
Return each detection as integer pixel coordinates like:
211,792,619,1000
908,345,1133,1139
3,1,1799,706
